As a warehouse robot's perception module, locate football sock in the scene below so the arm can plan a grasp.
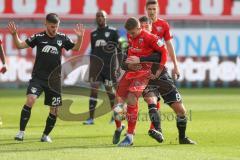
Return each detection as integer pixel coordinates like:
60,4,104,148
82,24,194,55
177,116,187,139
126,133,133,141
107,91,115,109
148,104,161,131
115,120,122,130
127,104,138,134
150,102,161,130
89,97,97,119
20,105,32,131
43,113,57,135
156,102,161,110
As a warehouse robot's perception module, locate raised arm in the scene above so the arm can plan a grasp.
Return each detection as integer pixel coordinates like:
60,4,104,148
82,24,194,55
8,21,29,49
72,24,85,51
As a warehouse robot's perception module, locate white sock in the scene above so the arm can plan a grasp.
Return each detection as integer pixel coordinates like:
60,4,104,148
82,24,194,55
127,134,133,141
117,126,123,131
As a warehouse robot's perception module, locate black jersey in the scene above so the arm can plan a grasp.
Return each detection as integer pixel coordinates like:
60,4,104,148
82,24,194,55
90,26,119,69
26,31,75,80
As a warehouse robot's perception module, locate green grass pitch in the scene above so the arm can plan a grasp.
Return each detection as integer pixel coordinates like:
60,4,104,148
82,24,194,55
0,88,240,160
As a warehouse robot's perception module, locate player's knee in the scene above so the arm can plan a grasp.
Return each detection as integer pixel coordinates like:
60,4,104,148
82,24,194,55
127,94,138,106
144,92,157,104
26,95,37,107
144,96,157,104
90,89,98,98
172,102,186,116
50,107,58,116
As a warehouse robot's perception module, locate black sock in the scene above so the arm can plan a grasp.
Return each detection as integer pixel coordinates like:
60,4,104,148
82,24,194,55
107,92,115,109
43,113,57,136
177,116,187,139
89,97,97,119
20,105,32,131
148,104,161,131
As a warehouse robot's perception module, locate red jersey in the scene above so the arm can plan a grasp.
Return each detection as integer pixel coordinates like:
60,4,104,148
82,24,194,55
152,18,173,42
126,29,167,79
0,39,2,45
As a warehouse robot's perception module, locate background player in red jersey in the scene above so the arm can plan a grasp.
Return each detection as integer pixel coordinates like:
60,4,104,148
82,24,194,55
127,0,196,144
113,17,168,147
0,39,7,74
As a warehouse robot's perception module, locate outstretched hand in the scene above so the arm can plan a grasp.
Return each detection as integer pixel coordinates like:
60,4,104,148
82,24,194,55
73,24,85,37
8,21,18,35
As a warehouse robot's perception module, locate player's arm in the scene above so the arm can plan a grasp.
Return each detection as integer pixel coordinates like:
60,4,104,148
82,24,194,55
8,21,29,49
164,22,180,79
72,24,85,51
0,42,6,65
166,39,180,79
149,37,167,67
126,52,160,64
0,41,7,73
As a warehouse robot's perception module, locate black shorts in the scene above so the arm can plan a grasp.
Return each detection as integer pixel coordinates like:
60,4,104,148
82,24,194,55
89,66,116,87
26,77,62,106
142,70,182,105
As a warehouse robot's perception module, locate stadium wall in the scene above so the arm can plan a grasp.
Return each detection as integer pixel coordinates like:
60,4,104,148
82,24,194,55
0,0,240,88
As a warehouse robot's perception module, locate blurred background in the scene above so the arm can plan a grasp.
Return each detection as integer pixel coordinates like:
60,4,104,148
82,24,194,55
0,0,240,88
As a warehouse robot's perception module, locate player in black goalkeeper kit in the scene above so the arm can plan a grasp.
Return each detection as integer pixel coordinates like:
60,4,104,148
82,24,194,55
83,10,120,125
8,13,85,142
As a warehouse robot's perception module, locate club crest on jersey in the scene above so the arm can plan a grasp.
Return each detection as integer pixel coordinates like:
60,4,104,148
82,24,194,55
31,87,37,93
57,40,62,46
156,26,162,32
138,38,144,44
157,39,164,47
105,32,110,38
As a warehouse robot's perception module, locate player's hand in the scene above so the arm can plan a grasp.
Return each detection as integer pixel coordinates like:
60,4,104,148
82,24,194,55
150,66,163,80
0,64,7,74
125,56,140,64
115,67,121,78
8,21,18,35
73,24,85,37
172,65,180,80
127,63,142,71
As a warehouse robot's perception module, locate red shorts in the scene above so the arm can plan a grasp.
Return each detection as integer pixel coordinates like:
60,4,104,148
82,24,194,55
116,73,150,100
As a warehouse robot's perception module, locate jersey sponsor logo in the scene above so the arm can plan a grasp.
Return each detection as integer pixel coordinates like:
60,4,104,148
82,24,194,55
41,41,48,44
156,26,162,32
105,32,110,38
138,38,143,44
42,45,58,54
31,87,37,93
57,40,62,47
157,39,164,47
95,39,107,47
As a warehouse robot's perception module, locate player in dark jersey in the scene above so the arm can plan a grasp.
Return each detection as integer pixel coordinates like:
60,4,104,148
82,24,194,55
127,0,196,144
83,10,120,125
8,13,85,142
0,39,7,74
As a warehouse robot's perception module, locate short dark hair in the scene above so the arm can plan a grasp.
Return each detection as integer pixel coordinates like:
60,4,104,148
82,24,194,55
46,13,60,24
146,0,158,8
139,16,151,23
124,17,140,31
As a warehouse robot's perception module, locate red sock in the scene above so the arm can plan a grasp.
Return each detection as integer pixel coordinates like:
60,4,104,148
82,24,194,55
115,120,122,129
156,102,161,110
127,104,138,134
149,102,161,130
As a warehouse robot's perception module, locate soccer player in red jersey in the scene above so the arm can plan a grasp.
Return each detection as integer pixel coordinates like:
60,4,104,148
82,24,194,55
112,17,168,147
0,39,7,74
127,0,196,144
